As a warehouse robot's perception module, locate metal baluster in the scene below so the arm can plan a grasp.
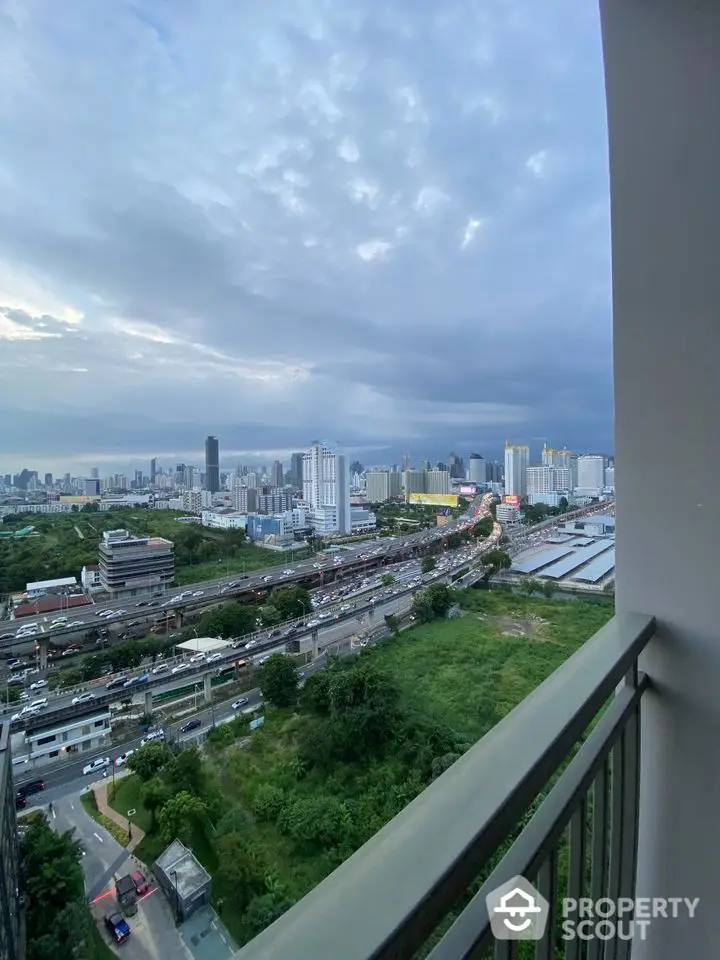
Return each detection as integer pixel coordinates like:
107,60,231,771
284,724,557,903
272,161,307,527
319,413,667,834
616,707,640,960
605,737,625,960
535,852,557,960
565,798,587,960
587,760,609,960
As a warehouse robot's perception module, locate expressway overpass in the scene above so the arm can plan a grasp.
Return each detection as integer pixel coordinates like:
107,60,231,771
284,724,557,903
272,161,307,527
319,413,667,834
0,500,488,653
7,516,500,737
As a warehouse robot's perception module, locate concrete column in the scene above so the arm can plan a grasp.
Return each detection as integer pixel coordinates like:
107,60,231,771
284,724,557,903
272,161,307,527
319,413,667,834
602,1,720,956
175,611,184,627
311,629,319,660
144,690,153,714
203,673,212,703
37,638,48,671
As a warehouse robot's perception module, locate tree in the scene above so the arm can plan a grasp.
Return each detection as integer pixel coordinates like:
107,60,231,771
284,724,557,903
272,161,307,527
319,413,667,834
380,573,395,587
141,777,171,829
200,601,256,639
277,795,352,850
484,549,512,571
252,783,287,822
421,554,436,574
541,580,555,599
270,586,312,621
158,791,208,844
519,576,541,596
384,614,400,634
127,742,171,781
214,832,265,911
165,745,206,796
558,496,569,513
259,653,299,707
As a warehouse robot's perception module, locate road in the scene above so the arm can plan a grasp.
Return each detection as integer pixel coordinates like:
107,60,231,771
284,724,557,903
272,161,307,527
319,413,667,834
50,789,190,960
0,504,480,644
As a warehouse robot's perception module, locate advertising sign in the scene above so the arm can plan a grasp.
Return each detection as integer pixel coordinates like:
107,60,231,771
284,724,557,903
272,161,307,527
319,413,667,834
408,493,459,508
503,495,521,507
459,485,476,495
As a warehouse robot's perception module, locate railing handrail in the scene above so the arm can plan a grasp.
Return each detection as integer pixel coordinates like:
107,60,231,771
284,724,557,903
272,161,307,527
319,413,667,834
234,611,655,959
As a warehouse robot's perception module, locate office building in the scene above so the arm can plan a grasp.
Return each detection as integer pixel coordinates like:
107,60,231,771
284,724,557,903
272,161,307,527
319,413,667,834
270,460,284,488
504,442,530,498
99,529,175,598
232,484,258,513
289,452,304,489
15,707,112,768
302,442,351,536
0,724,20,960
256,490,293,514
83,477,101,496
496,502,521,524
467,454,487,484
205,436,220,493
150,458,157,484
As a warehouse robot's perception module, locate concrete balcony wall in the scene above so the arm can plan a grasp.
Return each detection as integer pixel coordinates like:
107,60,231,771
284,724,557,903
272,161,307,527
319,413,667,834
602,0,720,955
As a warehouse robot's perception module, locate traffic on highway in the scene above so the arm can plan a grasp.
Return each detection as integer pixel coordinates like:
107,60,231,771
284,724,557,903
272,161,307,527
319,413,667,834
0,500,489,646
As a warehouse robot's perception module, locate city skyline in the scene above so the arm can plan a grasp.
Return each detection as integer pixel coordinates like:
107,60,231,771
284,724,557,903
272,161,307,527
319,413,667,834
0,1,613,463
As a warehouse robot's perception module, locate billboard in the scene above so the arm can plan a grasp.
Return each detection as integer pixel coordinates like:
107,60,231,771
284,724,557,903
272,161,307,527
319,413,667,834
459,485,476,496
408,493,459,508
503,495,521,507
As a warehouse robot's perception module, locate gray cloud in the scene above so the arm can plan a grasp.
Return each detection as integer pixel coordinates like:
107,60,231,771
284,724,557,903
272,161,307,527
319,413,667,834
0,0,612,471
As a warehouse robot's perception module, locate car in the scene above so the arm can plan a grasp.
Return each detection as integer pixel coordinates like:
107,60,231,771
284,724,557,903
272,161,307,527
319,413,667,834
115,750,135,767
106,675,128,690
105,910,131,944
29,698,48,710
16,779,45,798
192,590,204,597
171,663,189,674
14,794,27,811
257,655,271,665
283,569,295,575
82,757,110,776
231,697,249,709
67,621,85,628
0,634,14,641
189,653,206,664
61,647,79,656
152,663,170,674
244,640,257,650
140,729,165,746
135,600,148,607
130,870,149,896
7,675,24,687
72,692,96,706
205,652,222,663
6,658,22,668
29,680,48,691
179,718,202,733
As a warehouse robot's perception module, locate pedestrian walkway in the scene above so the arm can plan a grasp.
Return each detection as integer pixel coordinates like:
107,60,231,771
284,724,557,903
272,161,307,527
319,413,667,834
93,781,146,853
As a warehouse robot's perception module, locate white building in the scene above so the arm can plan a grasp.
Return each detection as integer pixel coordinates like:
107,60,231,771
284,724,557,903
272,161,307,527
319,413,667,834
181,490,213,513
504,443,530,498
496,503,521,524
201,511,248,530
426,470,451,495
576,455,605,495
350,507,378,534
467,455,487,484
365,470,402,503
13,708,112,769
26,577,77,598
302,443,351,536
541,445,572,470
80,565,102,592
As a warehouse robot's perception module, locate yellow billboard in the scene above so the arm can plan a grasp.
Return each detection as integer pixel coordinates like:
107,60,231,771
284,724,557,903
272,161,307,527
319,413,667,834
408,493,459,508
59,496,92,503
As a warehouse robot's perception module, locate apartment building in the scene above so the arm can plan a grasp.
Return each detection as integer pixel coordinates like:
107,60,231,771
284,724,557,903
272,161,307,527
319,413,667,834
99,529,175,598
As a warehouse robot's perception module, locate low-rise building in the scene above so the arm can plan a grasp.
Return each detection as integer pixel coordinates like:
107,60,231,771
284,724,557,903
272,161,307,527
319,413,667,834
26,576,77,598
496,503,521,524
81,564,102,592
99,529,175,599
13,708,112,768
154,840,212,922
201,511,247,531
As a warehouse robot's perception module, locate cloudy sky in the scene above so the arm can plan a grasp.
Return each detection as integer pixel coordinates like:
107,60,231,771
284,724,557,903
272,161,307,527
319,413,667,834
0,0,611,475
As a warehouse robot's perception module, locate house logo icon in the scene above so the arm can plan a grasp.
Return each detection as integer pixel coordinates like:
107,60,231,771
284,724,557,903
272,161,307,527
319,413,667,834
486,875,549,940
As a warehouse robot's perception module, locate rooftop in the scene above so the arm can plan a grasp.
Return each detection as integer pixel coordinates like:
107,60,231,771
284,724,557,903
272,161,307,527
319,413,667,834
26,576,77,592
156,840,211,901
176,637,230,654
14,594,90,618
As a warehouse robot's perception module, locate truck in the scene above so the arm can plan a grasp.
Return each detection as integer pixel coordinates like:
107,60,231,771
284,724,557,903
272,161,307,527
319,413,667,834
104,908,131,944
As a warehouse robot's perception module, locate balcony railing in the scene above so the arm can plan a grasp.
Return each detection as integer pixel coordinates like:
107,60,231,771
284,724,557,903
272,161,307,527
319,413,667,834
235,612,654,960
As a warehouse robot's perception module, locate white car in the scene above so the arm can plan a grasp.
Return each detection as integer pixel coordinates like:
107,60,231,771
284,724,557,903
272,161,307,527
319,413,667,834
262,575,273,582
152,663,170,674
72,692,96,706
140,729,165,747
244,640,258,650
189,653,205,663
82,757,110,776
192,590,204,597
115,750,135,768
283,569,295,575
171,663,189,674
30,680,48,691
66,621,85,628
205,652,223,663
231,697,249,710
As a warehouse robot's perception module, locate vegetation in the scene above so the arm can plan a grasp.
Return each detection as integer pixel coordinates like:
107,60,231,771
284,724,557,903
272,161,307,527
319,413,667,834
22,812,105,959
520,498,569,524
113,590,612,948
80,792,130,846
0,508,308,593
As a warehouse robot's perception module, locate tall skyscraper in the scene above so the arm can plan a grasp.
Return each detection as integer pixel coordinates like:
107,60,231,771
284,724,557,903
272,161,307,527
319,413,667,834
90,467,100,480
150,458,157,484
290,452,304,489
541,444,572,470
303,442,351,535
467,453,487,483
576,455,605,493
205,436,220,493
271,460,284,488
504,442,530,497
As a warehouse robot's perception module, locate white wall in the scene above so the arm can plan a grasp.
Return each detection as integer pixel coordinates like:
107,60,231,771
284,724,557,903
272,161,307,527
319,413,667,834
602,0,720,955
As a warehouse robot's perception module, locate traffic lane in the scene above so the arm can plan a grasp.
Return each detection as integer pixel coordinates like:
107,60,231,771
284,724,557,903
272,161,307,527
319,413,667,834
0,521,468,633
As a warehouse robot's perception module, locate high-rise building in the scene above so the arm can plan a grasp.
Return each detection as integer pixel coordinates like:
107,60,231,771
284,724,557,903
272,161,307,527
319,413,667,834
271,460,284,488
541,445,572,470
365,470,402,503
290,452,304,489
302,442,351,535
426,469,451,494
0,723,21,960
576,455,605,493
150,458,157,484
467,453,487,483
90,467,100,480
447,453,465,480
205,436,220,493
402,469,427,495
504,442,530,498
44,472,53,487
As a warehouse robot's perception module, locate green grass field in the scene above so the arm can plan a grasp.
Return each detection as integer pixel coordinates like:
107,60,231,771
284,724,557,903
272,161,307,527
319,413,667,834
174,545,310,585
